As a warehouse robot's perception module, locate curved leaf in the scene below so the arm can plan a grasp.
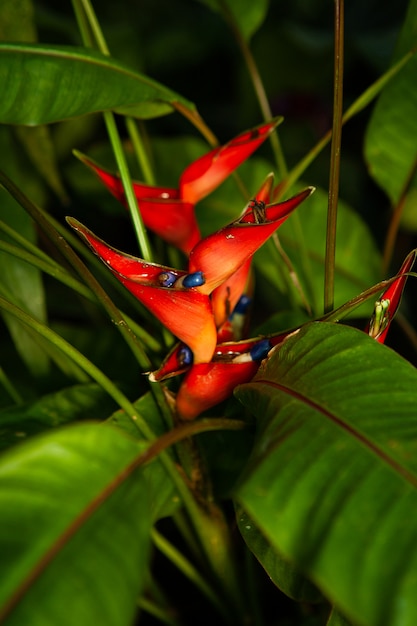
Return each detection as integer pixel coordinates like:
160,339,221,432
0,43,195,124
0,422,153,626
364,0,417,205
236,322,417,626
236,507,322,603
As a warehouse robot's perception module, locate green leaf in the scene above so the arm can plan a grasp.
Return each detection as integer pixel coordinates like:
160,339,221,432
236,322,417,626
0,422,152,626
0,383,117,451
0,43,195,124
236,507,322,603
198,0,269,40
108,392,180,521
364,0,417,205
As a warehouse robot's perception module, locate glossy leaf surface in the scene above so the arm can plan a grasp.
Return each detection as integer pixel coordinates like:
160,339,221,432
236,322,417,626
0,43,194,124
0,422,153,626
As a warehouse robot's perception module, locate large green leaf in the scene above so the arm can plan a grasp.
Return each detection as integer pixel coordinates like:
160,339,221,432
0,43,195,124
0,422,153,626
364,0,417,206
236,322,417,626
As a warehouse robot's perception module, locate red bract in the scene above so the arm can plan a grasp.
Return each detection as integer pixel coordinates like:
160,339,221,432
367,249,416,343
175,331,297,421
67,217,217,364
211,173,274,332
179,121,281,204
188,187,315,294
77,118,281,254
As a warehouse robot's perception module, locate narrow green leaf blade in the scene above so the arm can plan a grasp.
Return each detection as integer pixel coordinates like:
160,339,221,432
236,323,417,626
0,422,153,626
0,43,195,124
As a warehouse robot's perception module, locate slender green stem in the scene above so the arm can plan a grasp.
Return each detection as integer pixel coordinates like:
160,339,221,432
0,219,53,264
218,0,287,179
0,294,150,431
125,117,156,186
0,367,24,405
0,238,160,354
137,596,181,626
73,0,153,261
0,170,154,369
324,0,344,313
151,528,227,617
103,111,154,260
76,0,109,52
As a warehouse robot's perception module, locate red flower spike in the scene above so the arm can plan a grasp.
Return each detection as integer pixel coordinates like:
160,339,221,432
188,187,314,294
176,360,259,421
367,249,416,343
211,174,274,330
76,154,200,254
179,119,282,204
149,343,193,382
78,122,280,254
175,330,296,420
67,218,217,363
212,259,253,333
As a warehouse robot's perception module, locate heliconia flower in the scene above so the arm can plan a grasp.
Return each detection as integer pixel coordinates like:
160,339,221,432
367,249,416,343
211,173,274,331
175,330,297,421
178,120,281,204
66,217,217,364
188,187,315,294
76,118,281,254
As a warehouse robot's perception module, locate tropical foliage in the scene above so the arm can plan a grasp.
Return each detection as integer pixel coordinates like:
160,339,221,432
1,1,417,625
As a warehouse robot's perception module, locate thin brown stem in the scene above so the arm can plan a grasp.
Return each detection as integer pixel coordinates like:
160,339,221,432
324,0,344,313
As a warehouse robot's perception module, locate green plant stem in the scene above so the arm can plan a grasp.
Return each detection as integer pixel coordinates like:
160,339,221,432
73,0,153,261
0,170,156,369
0,294,151,430
137,596,181,626
151,528,227,617
103,111,154,261
125,117,156,186
324,0,344,313
218,0,287,179
0,238,160,354
0,366,24,405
